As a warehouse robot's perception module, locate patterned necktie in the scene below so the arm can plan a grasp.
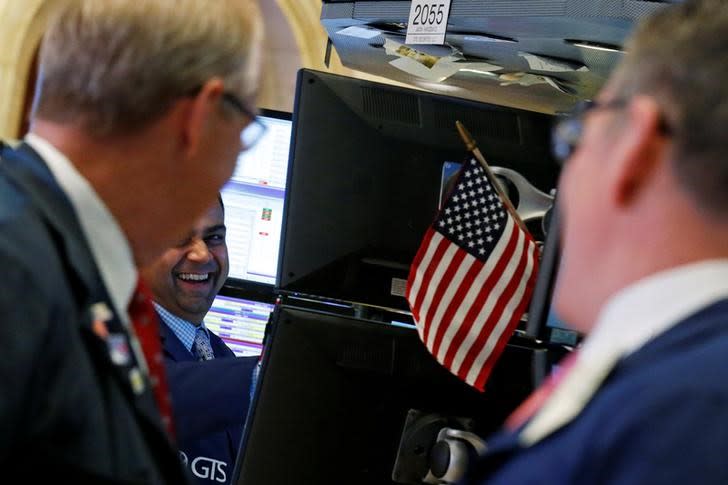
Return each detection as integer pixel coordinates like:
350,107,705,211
193,327,215,361
505,350,579,431
128,278,175,438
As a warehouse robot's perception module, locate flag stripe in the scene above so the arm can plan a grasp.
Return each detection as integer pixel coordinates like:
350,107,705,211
406,227,439,301
473,241,539,389
425,250,483,356
442,218,520,372
463,227,527,382
423,249,472,349
451,222,524,379
433,221,517,366
407,229,441,334
408,231,450,322
416,242,460,342
467,235,537,388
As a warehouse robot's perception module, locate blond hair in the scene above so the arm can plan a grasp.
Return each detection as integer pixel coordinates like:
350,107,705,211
33,0,263,136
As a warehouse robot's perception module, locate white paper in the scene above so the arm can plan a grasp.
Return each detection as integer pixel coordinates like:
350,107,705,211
458,62,502,74
336,26,382,39
518,52,589,73
498,72,549,87
383,38,461,81
383,37,456,58
497,72,574,94
384,37,502,82
389,56,461,82
543,76,573,94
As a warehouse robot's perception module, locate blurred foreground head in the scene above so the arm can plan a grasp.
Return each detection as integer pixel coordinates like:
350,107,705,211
554,0,728,330
31,0,264,265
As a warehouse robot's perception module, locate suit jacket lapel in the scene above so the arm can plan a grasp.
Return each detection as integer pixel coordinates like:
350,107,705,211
1,143,170,438
209,332,235,359
159,317,197,362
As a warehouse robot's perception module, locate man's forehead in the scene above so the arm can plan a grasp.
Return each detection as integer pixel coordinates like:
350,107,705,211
192,205,226,233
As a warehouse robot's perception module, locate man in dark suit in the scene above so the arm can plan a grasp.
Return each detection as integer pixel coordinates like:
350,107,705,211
463,1,728,483
141,199,258,484
0,0,263,482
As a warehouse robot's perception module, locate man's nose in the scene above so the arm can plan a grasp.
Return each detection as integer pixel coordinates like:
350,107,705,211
186,238,212,263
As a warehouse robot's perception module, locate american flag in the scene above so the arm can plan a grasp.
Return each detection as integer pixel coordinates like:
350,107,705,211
406,158,540,391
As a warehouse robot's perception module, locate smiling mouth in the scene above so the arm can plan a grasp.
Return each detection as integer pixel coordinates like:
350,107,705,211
177,272,212,283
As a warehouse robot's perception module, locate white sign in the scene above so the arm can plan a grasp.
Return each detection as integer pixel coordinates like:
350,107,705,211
390,277,408,297
405,0,452,45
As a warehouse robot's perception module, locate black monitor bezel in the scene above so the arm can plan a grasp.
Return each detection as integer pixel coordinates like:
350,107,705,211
232,304,541,484
222,107,293,301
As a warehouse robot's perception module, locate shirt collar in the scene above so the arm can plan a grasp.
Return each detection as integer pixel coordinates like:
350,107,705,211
521,259,728,446
154,302,209,353
25,133,136,325
582,259,728,361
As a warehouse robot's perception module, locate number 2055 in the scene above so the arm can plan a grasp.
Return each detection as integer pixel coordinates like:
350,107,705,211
412,3,446,26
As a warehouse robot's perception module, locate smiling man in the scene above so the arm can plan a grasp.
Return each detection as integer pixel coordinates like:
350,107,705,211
141,197,258,484
144,197,230,339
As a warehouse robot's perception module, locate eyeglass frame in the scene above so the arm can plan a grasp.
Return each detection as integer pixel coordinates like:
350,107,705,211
186,86,268,152
221,92,268,152
551,98,671,165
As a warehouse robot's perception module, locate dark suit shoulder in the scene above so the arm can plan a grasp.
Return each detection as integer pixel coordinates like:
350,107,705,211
0,169,33,219
466,305,728,485
0,150,190,484
0,178,89,324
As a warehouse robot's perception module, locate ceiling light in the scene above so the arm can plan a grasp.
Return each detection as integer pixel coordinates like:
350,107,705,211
566,39,623,53
458,68,498,77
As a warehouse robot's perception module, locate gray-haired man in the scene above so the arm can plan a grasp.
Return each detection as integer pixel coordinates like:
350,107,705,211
465,1,728,483
0,0,263,482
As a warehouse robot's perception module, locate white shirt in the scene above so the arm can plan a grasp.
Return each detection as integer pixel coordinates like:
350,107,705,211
521,259,728,445
25,133,137,326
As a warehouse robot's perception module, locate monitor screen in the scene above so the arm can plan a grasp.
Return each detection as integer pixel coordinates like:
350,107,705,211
233,305,542,484
222,109,292,287
202,294,275,357
277,69,557,312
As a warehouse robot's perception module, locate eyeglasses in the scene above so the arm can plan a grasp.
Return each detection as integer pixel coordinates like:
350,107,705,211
186,86,267,152
551,98,672,165
551,99,627,164
220,92,268,152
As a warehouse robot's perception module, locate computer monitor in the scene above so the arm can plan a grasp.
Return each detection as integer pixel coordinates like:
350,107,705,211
523,201,581,347
233,305,544,485
202,292,275,357
277,69,558,313
222,108,292,290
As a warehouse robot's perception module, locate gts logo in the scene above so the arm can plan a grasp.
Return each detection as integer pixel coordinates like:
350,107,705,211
179,452,228,483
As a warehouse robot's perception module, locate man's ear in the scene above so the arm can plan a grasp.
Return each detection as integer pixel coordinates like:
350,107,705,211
611,95,668,207
181,78,225,158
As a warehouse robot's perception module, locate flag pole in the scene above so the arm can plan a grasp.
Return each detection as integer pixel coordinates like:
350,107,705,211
456,120,530,234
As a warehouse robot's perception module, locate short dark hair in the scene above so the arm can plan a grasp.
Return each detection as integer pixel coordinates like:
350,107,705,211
611,0,728,218
217,193,225,215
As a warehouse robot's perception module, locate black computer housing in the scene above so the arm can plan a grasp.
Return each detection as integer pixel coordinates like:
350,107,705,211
234,305,546,485
276,69,558,314
233,69,572,485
